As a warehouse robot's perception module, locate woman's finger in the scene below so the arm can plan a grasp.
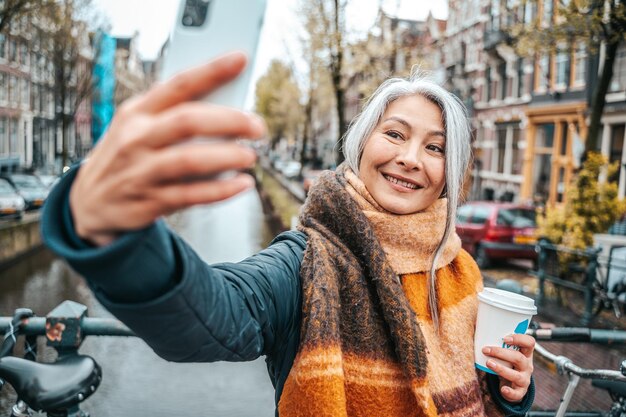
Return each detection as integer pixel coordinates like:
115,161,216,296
145,142,257,183
155,173,256,212
136,52,248,114
499,384,527,403
486,358,530,388
503,334,536,357
482,346,530,371
147,102,265,148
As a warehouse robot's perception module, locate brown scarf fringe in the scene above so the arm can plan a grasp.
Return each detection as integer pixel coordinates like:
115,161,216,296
295,165,430,396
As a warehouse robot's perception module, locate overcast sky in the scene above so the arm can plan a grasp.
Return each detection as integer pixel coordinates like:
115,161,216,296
91,0,447,108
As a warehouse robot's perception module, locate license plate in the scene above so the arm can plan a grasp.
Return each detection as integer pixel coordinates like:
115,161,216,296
514,235,537,244
0,208,16,214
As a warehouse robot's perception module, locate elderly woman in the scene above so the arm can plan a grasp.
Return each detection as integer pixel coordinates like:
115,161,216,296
42,52,535,416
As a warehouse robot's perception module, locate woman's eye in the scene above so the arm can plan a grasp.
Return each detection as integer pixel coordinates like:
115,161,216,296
427,144,445,154
385,131,403,140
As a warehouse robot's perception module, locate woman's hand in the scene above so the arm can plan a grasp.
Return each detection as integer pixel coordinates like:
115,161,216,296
482,333,535,403
70,52,266,247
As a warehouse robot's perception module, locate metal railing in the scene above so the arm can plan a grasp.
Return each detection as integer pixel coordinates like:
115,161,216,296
534,240,626,325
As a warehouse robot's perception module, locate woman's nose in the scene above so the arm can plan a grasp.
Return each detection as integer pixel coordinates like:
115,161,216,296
395,143,423,170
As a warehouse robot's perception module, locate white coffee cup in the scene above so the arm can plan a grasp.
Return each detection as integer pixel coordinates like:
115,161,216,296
474,287,537,375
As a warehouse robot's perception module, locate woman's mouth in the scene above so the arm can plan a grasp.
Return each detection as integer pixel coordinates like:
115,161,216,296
383,174,421,190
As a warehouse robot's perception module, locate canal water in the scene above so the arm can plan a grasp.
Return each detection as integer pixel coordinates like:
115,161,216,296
0,189,278,416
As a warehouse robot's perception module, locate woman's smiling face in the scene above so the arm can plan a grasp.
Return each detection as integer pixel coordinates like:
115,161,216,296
358,94,446,215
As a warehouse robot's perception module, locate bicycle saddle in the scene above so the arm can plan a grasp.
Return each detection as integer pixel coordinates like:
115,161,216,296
0,355,101,411
592,379,626,397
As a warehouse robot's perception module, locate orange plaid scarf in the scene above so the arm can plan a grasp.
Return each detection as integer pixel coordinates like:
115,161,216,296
278,166,504,417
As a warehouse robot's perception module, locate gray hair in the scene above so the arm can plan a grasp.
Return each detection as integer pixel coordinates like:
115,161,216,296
342,73,472,329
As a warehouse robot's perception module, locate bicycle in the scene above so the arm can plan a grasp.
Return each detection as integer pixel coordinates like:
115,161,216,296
534,239,626,325
0,301,134,417
526,326,626,417
594,245,626,319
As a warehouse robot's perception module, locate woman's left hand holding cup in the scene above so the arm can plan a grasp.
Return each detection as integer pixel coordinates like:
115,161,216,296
481,333,535,403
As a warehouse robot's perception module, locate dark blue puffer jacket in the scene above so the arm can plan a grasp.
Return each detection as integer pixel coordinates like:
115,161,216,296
41,166,534,416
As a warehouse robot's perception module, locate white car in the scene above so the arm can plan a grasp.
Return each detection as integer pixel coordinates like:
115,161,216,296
0,178,26,220
281,161,302,179
37,174,60,190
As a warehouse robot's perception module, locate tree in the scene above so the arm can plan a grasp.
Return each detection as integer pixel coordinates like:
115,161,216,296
255,59,303,152
538,152,625,250
300,0,349,164
510,0,625,155
295,0,336,171
43,0,98,168
0,0,56,34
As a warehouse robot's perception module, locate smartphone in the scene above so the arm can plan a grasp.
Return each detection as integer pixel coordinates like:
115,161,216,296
161,0,268,110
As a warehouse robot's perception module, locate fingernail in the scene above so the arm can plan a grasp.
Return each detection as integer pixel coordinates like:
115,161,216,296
241,175,255,189
245,148,257,162
250,114,266,134
482,347,491,354
487,360,497,369
504,336,513,343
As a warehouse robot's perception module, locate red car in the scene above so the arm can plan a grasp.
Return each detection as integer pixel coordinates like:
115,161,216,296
455,202,538,268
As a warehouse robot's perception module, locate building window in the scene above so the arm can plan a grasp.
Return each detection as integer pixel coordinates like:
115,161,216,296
501,61,509,99
19,43,27,66
512,128,523,175
0,34,5,59
21,78,29,108
496,127,507,173
516,58,524,97
555,49,569,88
10,119,18,154
532,123,555,203
9,75,17,106
537,54,550,91
486,67,493,101
574,44,587,85
525,0,537,24
542,0,553,25
0,72,5,103
609,124,625,168
609,124,626,196
9,38,16,62
491,0,501,31
610,45,626,92
0,118,6,155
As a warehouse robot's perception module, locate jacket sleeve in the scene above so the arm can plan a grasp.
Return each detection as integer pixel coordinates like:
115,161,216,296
41,164,306,363
487,373,535,416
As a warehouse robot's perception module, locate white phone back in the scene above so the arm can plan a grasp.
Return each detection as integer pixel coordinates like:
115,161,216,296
161,0,267,109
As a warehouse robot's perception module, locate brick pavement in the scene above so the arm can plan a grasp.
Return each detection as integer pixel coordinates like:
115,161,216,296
483,261,626,412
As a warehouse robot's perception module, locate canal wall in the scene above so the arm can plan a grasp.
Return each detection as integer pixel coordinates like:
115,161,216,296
0,165,300,267
254,164,303,236
0,216,43,268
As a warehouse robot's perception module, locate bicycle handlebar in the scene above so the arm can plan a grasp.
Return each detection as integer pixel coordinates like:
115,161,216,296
527,327,626,344
0,317,135,337
534,342,626,382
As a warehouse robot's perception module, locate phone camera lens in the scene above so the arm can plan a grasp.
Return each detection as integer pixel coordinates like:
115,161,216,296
182,0,211,27
182,15,194,26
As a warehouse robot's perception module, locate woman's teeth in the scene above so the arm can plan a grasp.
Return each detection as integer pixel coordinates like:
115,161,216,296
384,175,419,190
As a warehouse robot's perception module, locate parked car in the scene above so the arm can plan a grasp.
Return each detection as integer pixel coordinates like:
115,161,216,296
281,161,302,179
36,174,60,190
0,178,26,220
0,173,48,211
455,201,538,268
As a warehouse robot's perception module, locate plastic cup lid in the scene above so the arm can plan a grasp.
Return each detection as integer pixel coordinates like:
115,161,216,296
478,287,537,315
